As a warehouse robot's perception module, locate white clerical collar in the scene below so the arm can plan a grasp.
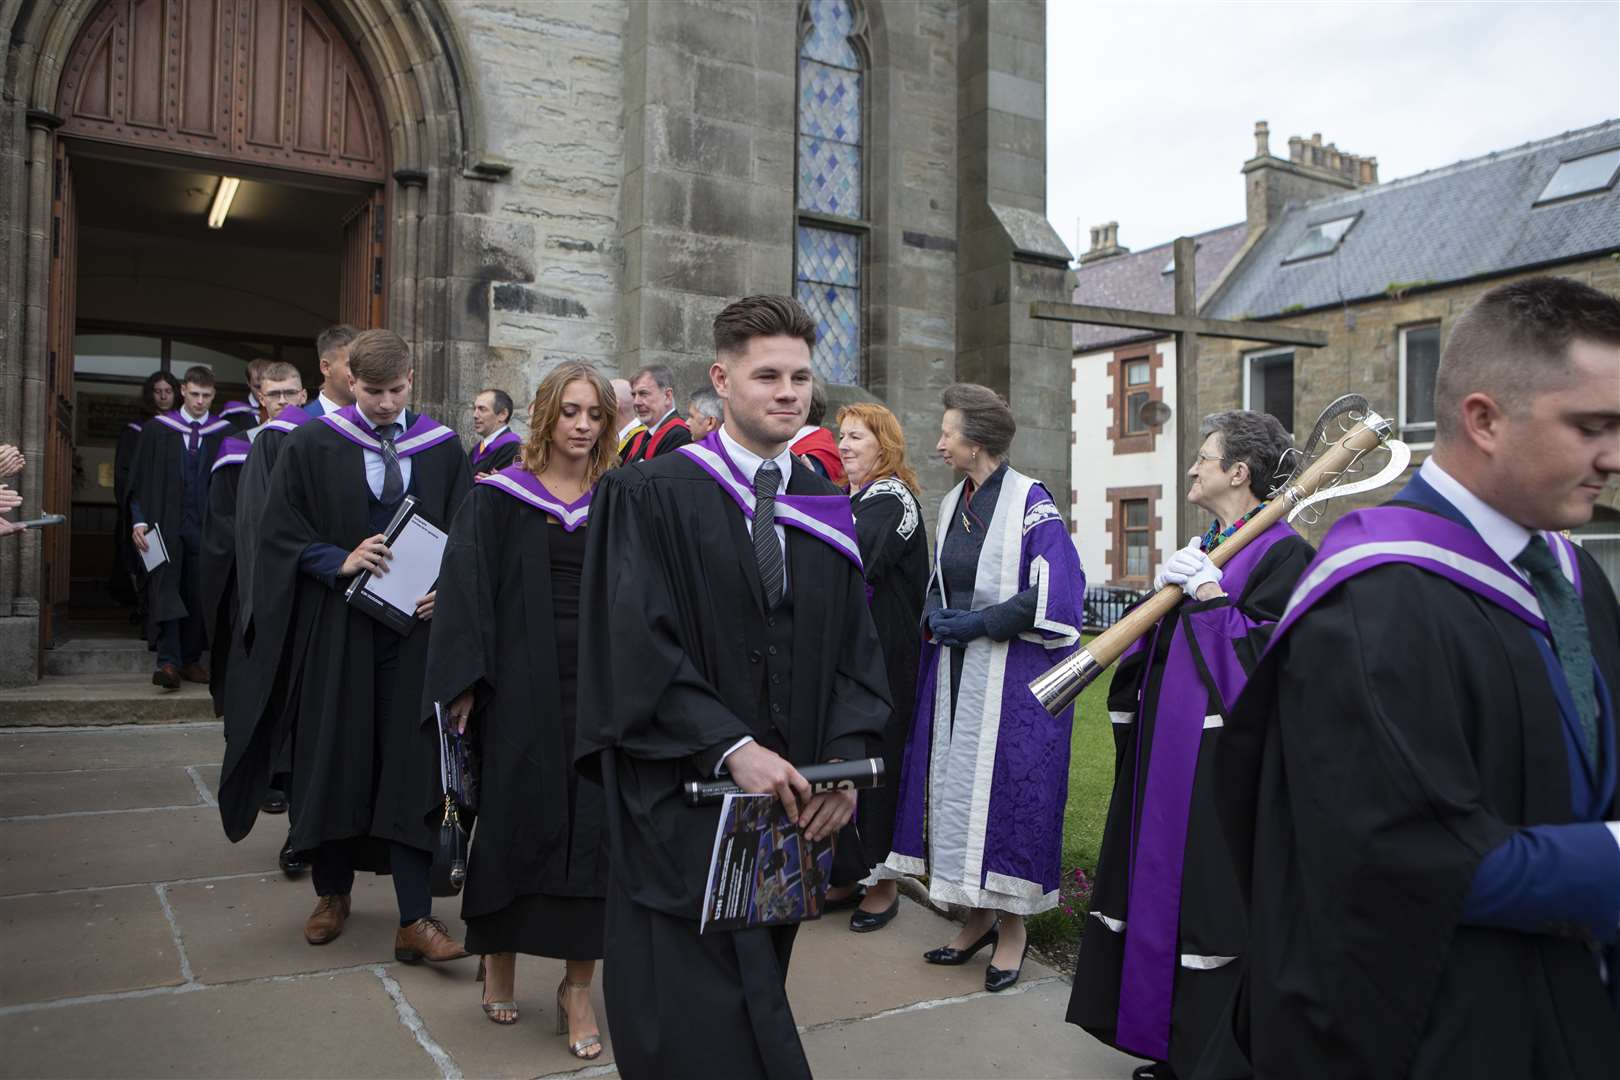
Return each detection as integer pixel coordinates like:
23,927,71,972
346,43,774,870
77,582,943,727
718,424,791,494
1419,457,1533,573
480,424,509,449
318,391,343,415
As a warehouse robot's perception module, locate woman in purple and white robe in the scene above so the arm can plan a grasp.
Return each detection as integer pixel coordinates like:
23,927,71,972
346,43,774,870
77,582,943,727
882,384,1086,993
1067,410,1312,1080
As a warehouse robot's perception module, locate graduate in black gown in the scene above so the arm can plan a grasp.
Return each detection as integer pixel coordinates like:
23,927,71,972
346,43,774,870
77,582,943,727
218,330,473,964
425,362,614,1050
467,387,522,476
827,401,929,932
129,366,234,690
200,432,251,715
1214,278,1620,1079
576,295,890,1080
112,372,179,614
1067,411,1312,1080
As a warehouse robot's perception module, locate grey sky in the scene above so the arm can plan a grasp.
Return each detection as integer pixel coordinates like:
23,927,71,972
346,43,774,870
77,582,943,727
1045,0,1620,259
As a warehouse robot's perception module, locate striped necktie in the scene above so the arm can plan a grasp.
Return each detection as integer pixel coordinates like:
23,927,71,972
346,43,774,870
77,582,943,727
753,461,783,608
1515,535,1598,761
378,423,403,504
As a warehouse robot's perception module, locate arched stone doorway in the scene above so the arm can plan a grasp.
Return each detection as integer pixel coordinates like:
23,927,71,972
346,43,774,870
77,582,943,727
0,0,499,678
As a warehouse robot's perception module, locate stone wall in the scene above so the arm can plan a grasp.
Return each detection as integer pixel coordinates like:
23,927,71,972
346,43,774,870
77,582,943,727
1198,253,1620,544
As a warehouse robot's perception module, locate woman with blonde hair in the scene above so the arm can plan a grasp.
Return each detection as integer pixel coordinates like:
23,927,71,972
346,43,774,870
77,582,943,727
424,362,615,1056
832,402,929,932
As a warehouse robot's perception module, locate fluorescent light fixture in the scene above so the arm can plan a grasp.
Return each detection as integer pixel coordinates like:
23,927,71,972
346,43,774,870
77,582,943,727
207,177,240,229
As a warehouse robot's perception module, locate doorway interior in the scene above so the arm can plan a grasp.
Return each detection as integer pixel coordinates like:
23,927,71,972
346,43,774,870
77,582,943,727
63,146,376,625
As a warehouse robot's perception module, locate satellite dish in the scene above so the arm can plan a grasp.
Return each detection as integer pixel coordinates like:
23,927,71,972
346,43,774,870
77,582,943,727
1139,400,1172,428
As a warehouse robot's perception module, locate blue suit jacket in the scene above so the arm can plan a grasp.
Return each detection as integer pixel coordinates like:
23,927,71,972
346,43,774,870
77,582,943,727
1395,474,1620,943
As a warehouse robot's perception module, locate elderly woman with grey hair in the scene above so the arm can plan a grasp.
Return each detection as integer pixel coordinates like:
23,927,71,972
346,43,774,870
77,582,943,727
883,383,1087,993
1067,409,1316,1080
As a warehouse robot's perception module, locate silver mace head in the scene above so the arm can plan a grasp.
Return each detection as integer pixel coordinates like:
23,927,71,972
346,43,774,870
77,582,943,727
1028,648,1103,716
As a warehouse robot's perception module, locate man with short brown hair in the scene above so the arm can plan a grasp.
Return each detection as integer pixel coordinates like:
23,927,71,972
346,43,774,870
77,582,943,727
307,324,360,417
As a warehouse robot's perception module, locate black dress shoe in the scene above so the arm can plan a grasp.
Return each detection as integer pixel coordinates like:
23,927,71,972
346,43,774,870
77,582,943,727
824,885,866,911
261,789,289,815
849,898,899,933
984,941,1029,992
279,834,307,877
923,923,998,965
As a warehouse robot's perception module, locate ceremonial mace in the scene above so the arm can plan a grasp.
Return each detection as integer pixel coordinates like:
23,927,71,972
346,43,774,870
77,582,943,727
1029,394,1412,715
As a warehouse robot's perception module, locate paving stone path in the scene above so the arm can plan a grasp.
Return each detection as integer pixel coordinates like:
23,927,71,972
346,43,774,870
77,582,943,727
0,722,1141,1079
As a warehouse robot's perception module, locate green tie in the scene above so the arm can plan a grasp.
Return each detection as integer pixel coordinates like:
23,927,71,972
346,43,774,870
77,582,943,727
1514,535,1598,761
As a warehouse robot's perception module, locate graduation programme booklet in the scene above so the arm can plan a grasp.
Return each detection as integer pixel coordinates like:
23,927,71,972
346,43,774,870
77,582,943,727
699,793,833,934
344,496,448,635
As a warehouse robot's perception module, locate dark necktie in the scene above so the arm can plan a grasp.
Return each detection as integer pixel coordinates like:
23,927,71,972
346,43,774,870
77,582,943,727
753,461,783,608
1515,534,1598,760
187,420,201,453
378,422,404,504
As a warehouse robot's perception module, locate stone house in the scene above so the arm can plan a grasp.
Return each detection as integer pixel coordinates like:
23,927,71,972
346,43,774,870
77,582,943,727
1072,119,1620,591
0,0,1073,684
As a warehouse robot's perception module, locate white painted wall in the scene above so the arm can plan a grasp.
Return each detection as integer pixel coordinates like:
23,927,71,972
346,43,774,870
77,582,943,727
1071,339,1180,585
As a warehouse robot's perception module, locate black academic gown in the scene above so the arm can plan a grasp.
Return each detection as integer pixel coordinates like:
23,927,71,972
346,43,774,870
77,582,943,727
1214,512,1620,1079
848,477,929,872
200,454,245,716
1069,533,1312,1077
217,418,472,860
467,439,520,475
111,421,145,605
128,418,230,630
423,482,607,957
575,451,890,1080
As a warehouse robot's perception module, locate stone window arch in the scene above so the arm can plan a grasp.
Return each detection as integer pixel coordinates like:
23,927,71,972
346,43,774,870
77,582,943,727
795,0,869,386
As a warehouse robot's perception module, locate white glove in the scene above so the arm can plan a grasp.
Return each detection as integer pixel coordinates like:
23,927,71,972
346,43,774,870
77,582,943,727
1156,536,1222,595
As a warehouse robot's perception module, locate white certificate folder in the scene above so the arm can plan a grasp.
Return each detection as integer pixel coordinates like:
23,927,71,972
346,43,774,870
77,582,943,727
343,495,449,636
139,524,170,573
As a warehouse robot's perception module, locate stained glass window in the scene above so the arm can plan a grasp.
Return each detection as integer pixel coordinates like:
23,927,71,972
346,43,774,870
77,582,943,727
796,0,865,385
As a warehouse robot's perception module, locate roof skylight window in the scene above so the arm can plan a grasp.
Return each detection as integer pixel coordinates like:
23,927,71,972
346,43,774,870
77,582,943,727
1282,214,1359,264
1534,147,1620,205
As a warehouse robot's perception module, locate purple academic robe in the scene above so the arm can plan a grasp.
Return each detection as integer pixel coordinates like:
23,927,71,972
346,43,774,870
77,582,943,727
885,469,1086,914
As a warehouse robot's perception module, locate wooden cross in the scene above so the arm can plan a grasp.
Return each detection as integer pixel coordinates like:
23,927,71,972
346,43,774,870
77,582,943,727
1033,237,1330,541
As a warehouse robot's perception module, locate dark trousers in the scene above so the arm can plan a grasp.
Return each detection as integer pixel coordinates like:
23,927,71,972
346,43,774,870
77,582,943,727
310,840,433,925
157,535,206,667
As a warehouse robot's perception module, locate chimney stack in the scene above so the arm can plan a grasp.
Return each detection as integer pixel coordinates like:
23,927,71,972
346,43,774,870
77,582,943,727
1080,221,1130,265
1243,121,1378,234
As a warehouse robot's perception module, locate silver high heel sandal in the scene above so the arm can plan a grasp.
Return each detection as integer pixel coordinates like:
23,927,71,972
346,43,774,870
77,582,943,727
555,978,603,1060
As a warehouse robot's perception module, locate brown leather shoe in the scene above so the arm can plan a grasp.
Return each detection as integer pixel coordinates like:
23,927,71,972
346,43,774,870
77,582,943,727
179,661,210,683
394,916,468,963
304,894,351,945
153,664,181,690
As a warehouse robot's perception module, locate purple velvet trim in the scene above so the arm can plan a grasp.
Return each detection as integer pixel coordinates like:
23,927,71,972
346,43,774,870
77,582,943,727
319,405,457,458
262,404,311,433
210,436,251,473
1113,519,1296,1059
1270,507,1574,651
154,411,232,438
470,428,522,466
475,464,593,531
219,400,256,417
676,432,864,572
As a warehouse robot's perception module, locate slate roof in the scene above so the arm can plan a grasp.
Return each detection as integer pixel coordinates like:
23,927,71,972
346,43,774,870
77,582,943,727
1070,222,1249,352
1207,119,1620,320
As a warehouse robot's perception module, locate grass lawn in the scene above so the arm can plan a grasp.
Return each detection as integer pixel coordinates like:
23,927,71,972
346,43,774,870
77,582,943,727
1027,636,1116,957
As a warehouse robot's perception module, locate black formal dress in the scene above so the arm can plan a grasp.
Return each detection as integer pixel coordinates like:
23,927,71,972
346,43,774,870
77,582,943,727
425,480,607,959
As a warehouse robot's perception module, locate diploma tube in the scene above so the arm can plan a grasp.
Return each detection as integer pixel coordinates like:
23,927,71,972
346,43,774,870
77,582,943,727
1029,409,1396,716
683,757,885,807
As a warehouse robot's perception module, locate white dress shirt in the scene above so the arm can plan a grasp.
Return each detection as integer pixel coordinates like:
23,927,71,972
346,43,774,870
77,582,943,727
713,423,795,776
1421,458,1620,868
356,406,412,501
317,390,343,417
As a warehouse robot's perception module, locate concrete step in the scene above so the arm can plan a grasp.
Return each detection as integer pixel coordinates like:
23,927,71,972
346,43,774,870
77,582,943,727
44,635,156,676
0,674,215,727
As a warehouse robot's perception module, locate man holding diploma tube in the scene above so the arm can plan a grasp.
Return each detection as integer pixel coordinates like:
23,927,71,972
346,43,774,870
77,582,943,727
575,295,889,1080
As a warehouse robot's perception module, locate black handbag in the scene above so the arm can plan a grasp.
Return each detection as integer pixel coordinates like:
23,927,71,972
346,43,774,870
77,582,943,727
429,793,468,898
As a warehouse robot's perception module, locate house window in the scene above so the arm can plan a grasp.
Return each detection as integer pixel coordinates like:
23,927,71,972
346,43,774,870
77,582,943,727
1123,499,1151,579
1400,323,1441,444
1245,348,1295,433
1534,147,1620,205
1282,213,1359,264
795,0,868,386
1124,359,1150,434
